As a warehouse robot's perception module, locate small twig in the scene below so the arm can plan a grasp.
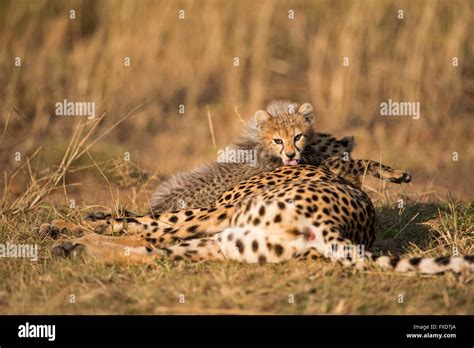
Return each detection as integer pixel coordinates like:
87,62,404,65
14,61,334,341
206,105,217,151
233,105,246,125
86,150,117,211
11,106,29,126
0,109,12,147
393,212,420,239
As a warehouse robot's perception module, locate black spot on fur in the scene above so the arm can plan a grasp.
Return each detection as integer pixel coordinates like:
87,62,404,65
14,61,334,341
169,215,178,223
274,244,284,256
145,238,157,244
258,255,267,265
409,257,422,266
236,239,244,254
252,240,259,252
274,214,282,223
390,257,400,268
124,218,139,224
464,255,474,263
435,256,451,266
342,206,350,216
187,225,199,232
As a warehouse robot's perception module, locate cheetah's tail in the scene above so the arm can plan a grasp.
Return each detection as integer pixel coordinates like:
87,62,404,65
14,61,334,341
366,253,474,274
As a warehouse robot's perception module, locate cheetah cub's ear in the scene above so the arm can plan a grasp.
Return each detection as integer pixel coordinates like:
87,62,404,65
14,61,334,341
255,110,271,129
297,103,314,124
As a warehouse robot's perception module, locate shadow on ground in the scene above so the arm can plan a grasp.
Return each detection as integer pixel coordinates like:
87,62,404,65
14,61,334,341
373,203,444,256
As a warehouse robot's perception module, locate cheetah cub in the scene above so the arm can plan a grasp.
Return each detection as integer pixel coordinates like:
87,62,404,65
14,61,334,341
150,100,410,212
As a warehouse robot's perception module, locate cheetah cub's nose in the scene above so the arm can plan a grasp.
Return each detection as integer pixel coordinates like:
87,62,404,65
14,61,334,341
302,226,316,241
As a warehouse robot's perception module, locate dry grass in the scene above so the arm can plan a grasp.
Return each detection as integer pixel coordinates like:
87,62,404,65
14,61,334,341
0,200,472,315
0,0,473,314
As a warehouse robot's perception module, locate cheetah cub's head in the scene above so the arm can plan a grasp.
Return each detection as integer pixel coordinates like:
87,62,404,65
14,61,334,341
255,100,315,166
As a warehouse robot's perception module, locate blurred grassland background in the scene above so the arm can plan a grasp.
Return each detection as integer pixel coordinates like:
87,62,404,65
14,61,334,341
0,0,473,206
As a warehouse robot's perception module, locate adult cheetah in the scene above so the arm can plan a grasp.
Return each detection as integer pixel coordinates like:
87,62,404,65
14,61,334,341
44,163,472,274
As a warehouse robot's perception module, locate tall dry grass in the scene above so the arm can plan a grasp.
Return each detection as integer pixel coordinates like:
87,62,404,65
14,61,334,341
0,0,473,201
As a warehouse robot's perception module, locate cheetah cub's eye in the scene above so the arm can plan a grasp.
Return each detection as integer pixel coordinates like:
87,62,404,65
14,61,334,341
294,134,303,142
273,139,283,145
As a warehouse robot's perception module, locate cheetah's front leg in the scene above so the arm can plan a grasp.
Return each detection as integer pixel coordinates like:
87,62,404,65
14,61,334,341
322,157,412,185
160,237,225,262
52,234,163,264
